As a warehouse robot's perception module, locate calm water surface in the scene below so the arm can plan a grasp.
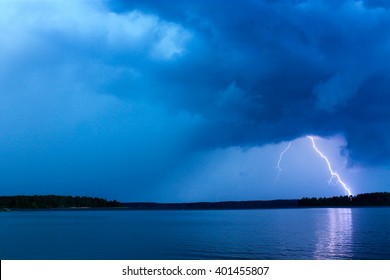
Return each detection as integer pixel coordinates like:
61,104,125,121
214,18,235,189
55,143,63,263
0,208,389,259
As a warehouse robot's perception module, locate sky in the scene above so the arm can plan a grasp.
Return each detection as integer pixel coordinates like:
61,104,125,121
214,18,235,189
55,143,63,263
1,0,390,202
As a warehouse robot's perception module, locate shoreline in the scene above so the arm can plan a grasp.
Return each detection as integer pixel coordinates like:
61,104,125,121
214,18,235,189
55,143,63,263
2,192,390,211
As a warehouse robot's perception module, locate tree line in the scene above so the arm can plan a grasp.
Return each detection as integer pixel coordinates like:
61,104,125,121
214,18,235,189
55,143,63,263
298,192,390,207
0,195,121,209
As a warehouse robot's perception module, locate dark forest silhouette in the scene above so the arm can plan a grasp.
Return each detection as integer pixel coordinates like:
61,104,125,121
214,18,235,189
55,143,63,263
1,192,390,210
298,192,390,207
0,195,121,209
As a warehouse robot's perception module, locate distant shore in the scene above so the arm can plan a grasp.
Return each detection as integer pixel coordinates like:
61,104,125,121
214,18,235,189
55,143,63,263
1,192,390,211
0,195,121,210
120,192,390,210
122,199,299,210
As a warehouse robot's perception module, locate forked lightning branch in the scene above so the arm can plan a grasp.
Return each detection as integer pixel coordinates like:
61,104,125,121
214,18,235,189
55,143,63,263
275,136,353,196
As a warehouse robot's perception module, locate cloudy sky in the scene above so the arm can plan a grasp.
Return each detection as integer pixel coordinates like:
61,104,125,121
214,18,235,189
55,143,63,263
1,0,390,202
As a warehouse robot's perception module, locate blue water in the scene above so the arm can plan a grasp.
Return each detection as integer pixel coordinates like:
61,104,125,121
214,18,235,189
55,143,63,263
0,208,389,259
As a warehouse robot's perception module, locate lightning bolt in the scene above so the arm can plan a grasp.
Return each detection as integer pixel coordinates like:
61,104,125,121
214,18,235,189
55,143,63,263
307,136,353,196
275,142,291,181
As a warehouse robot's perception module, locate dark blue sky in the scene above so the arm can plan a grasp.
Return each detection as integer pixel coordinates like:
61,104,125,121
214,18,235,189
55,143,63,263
1,0,390,202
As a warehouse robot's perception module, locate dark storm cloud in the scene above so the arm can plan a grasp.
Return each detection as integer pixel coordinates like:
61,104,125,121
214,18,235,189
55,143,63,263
109,0,390,165
1,0,390,199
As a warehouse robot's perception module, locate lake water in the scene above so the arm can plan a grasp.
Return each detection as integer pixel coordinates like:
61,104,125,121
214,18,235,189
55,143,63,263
0,208,389,259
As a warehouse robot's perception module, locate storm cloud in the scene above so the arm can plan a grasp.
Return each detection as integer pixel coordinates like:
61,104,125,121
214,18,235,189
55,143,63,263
1,0,390,200
111,0,390,164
